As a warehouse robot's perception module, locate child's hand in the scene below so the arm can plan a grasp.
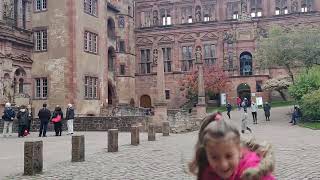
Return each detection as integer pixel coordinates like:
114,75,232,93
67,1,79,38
241,168,260,180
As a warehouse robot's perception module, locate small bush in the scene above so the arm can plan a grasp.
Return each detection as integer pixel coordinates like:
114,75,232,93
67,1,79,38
300,89,320,120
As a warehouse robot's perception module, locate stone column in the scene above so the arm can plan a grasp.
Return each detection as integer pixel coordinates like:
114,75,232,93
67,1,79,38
71,135,85,162
108,129,118,152
17,0,23,28
0,0,3,21
24,141,43,176
196,62,207,119
131,126,139,146
25,1,32,30
153,47,168,127
148,123,156,141
162,121,170,136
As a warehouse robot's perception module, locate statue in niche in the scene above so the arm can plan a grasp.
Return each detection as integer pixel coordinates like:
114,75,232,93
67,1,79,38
195,46,202,63
291,0,299,12
3,78,14,103
3,0,14,19
153,49,158,65
153,10,159,26
241,0,248,14
195,6,201,22
223,31,235,44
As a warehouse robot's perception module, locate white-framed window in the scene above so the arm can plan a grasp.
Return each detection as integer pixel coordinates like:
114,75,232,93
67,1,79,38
301,5,308,12
84,0,97,16
188,16,193,23
204,15,210,22
275,8,280,15
35,78,48,99
233,12,239,20
161,9,172,26
84,31,98,53
84,76,98,99
35,0,47,11
257,10,262,17
34,30,47,51
251,12,256,17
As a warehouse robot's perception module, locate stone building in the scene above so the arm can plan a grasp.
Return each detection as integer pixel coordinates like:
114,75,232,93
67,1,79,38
0,0,33,112
134,0,320,108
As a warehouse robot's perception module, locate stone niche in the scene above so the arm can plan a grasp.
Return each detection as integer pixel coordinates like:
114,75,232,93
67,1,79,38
237,29,254,41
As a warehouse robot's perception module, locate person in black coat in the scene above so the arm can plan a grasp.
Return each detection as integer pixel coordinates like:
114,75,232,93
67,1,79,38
226,103,232,119
38,103,51,137
17,105,29,138
52,106,63,136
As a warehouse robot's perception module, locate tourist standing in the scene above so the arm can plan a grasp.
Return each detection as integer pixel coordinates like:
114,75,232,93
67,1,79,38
38,103,51,137
241,98,248,112
16,105,29,138
52,106,63,136
2,102,16,137
26,104,33,135
251,102,258,124
236,96,242,110
66,103,75,135
226,103,232,119
290,106,299,125
241,110,252,133
263,102,271,121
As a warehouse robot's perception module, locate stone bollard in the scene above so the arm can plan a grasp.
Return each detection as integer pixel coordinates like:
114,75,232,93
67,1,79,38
72,135,85,162
148,123,156,141
108,129,118,152
162,121,170,136
131,126,140,146
24,141,43,176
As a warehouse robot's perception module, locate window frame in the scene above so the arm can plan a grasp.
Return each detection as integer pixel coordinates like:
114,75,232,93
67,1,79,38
165,90,170,100
181,45,193,72
162,47,172,72
84,76,99,100
84,0,98,17
34,77,48,99
139,49,152,74
34,29,48,52
84,31,98,54
35,0,47,12
204,44,216,66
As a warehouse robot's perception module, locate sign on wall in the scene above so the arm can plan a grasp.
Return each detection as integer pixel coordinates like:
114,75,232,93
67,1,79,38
256,97,263,106
220,93,227,105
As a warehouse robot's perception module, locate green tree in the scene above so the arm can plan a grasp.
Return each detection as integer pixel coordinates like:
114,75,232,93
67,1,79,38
255,26,320,83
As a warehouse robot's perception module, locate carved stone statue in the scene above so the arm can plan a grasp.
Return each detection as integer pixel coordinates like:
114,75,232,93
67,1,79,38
153,10,159,26
291,0,299,12
195,46,202,63
153,49,158,65
3,78,14,103
223,31,235,44
241,0,248,14
3,0,14,18
195,6,201,22
0,80,3,100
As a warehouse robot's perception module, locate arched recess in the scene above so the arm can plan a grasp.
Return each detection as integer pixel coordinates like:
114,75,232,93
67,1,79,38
129,98,135,107
140,95,152,108
237,83,251,105
240,52,253,76
14,67,26,94
108,81,117,106
108,46,116,71
107,18,116,39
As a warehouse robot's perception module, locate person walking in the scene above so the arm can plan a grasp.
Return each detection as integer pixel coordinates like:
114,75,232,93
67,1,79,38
241,110,252,134
263,102,271,121
66,103,75,135
26,104,33,135
290,106,299,125
38,103,51,137
236,96,242,111
52,106,63,136
242,98,248,112
226,103,232,119
251,102,258,124
16,105,29,138
2,102,16,137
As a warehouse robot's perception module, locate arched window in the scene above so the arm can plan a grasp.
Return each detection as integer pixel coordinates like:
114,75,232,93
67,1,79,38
108,47,115,71
107,18,116,39
240,52,253,76
19,78,24,93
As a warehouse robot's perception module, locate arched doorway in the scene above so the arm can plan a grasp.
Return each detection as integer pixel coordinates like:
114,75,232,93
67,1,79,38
140,95,151,108
108,81,117,105
240,52,253,76
237,83,251,105
107,18,116,39
108,47,115,72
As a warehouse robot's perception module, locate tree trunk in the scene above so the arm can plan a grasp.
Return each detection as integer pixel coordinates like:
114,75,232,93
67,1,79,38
285,64,295,84
277,90,287,101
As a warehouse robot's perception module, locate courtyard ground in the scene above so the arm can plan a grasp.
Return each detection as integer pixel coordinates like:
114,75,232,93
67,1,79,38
1,106,320,179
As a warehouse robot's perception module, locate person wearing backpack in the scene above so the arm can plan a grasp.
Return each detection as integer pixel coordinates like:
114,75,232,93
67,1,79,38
16,105,29,138
38,103,51,137
2,102,16,137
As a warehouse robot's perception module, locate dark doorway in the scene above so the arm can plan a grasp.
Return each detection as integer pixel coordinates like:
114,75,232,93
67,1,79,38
140,95,152,108
237,83,251,105
108,82,116,105
240,52,253,76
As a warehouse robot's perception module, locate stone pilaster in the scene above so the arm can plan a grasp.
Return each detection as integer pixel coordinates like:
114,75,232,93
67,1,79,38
17,0,23,28
24,141,43,176
25,1,32,30
196,62,207,119
153,48,168,125
71,135,85,162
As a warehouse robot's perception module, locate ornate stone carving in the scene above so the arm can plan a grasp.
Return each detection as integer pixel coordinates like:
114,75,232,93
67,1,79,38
153,10,158,26
195,46,202,63
3,78,14,103
118,16,125,28
291,0,299,12
3,0,14,19
223,31,236,44
153,49,158,65
195,6,201,22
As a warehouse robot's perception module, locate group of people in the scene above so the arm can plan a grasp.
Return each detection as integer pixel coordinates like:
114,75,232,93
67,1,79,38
2,102,75,138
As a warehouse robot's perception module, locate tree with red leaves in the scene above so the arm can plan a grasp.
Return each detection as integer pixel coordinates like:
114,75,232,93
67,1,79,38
179,65,230,100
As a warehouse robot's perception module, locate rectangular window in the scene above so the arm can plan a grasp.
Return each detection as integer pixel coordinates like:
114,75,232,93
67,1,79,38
119,40,125,53
84,0,97,16
204,44,216,65
181,46,193,71
250,0,263,17
35,78,48,99
163,47,172,72
120,64,126,75
161,9,172,26
227,2,240,20
165,90,170,100
35,0,47,11
84,31,98,53
34,29,47,51
140,49,151,74
84,76,98,99
256,81,263,92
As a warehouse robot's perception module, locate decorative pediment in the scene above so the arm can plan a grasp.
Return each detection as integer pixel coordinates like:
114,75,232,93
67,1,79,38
0,53,33,63
136,37,153,46
158,35,174,44
201,32,219,41
178,33,196,42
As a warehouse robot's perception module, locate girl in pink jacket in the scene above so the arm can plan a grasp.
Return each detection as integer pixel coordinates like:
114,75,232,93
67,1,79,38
189,112,275,180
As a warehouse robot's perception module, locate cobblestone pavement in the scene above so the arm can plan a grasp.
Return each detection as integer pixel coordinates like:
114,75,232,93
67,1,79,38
3,106,320,180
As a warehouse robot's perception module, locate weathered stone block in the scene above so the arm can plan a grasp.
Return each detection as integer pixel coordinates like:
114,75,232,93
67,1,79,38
24,141,43,176
131,126,140,146
162,121,170,136
71,135,85,162
108,129,118,152
148,124,156,141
